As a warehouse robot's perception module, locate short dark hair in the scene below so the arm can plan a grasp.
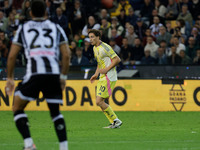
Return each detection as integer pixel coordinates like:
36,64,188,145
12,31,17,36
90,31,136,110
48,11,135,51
31,0,46,17
88,29,101,38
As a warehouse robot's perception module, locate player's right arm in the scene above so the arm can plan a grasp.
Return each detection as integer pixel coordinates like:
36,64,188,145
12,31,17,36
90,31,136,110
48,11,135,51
56,24,71,90
59,43,71,90
6,44,21,95
90,65,100,83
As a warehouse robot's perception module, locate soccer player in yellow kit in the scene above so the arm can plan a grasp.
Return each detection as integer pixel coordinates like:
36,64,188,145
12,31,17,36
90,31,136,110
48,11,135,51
89,29,122,128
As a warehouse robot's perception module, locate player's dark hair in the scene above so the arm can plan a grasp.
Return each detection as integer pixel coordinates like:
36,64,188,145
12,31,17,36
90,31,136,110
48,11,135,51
88,29,101,38
31,0,46,17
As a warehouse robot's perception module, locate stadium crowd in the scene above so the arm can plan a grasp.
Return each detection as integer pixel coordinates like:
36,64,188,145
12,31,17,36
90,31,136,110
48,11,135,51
0,0,200,67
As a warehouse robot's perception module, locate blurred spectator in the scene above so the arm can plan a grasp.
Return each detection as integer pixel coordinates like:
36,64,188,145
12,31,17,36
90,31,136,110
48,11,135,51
15,48,26,66
166,21,174,34
156,26,172,46
69,0,86,35
193,49,200,64
117,9,127,27
109,38,121,55
60,0,73,16
8,12,19,35
180,49,192,64
179,0,193,13
73,34,83,47
130,37,144,65
149,9,165,26
46,0,56,20
180,36,186,45
98,9,110,24
11,8,20,21
99,28,109,43
52,0,63,9
134,18,148,40
177,4,193,28
108,16,125,38
111,0,132,16
126,7,138,26
51,7,69,35
142,28,156,46
0,0,12,17
19,0,31,22
176,19,191,38
109,28,123,47
191,0,200,21
12,0,23,11
190,27,200,46
186,36,199,59
125,25,138,46
0,31,10,49
144,36,159,58
172,27,184,39
140,0,154,20
82,16,100,36
165,0,178,20
141,49,156,64
72,47,90,66
160,40,171,56
154,0,167,18
82,38,94,63
100,18,111,38
172,36,186,55
167,46,182,64
155,47,168,64
0,39,8,66
70,41,77,61
124,22,131,37
0,11,8,32
149,16,163,37
120,37,131,65
194,18,200,29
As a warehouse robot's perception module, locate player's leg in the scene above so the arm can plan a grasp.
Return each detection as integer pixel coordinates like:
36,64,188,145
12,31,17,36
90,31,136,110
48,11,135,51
13,96,36,150
96,80,122,128
47,103,68,150
13,77,40,149
96,96,117,120
43,75,68,150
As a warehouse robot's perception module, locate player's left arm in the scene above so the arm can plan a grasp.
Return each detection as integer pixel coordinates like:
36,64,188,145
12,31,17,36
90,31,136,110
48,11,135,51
6,44,21,95
99,55,121,74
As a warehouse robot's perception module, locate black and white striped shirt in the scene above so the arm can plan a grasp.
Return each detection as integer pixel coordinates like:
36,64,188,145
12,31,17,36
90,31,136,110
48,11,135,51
13,19,68,82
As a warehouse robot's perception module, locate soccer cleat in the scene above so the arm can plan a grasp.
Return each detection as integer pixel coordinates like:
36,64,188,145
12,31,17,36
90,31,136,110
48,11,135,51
23,144,37,150
111,120,122,128
103,124,113,128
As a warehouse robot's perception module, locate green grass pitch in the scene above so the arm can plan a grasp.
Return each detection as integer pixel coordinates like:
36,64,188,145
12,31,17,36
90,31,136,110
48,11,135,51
0,111,200,150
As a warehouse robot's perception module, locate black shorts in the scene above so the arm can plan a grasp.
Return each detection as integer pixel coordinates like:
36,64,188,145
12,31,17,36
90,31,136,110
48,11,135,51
14,75,63,104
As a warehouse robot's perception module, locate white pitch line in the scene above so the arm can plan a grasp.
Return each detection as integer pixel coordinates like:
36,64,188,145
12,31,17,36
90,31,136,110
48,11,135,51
0,140,197,146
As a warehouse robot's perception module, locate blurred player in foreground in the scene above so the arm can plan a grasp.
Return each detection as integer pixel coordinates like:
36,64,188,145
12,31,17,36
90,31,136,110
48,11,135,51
5,0,70,149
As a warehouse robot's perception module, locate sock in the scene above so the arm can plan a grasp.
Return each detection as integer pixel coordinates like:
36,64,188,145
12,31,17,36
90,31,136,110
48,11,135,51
103,111,113,123
14,111,31,138
24,137,33,148
53,114,67,142
60,141,68,150
104,106,118,123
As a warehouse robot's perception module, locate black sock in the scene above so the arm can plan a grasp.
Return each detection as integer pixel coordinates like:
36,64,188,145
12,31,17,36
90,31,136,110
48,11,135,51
14,111,31,139
53,115,67,142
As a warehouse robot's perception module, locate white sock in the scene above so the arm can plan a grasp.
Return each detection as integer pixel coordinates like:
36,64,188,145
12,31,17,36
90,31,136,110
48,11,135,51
60,141,68,150
24,137,33,148
114,118,120,121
